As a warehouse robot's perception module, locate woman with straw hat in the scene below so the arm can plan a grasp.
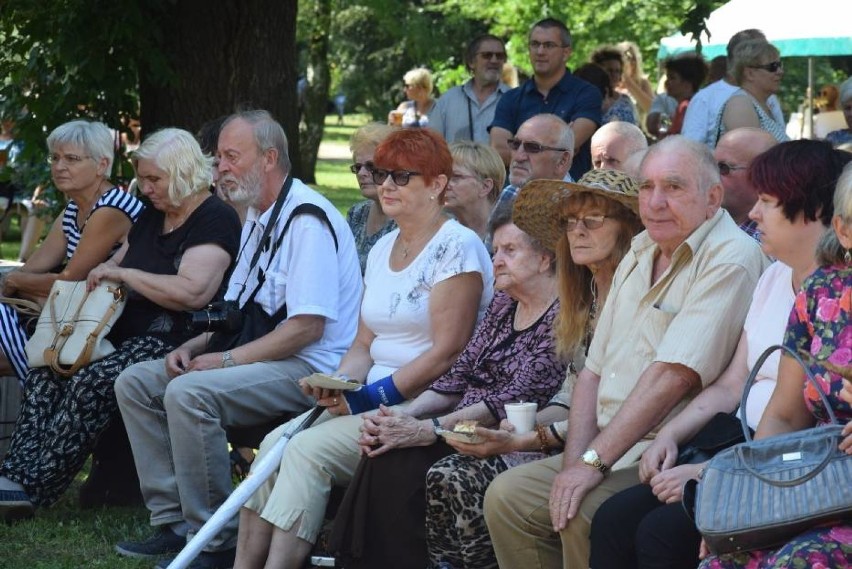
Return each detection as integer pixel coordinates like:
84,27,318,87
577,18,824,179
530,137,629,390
426,168,644,569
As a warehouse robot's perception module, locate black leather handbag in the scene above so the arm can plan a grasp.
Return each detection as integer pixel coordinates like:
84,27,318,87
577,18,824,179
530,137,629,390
694,344,852,555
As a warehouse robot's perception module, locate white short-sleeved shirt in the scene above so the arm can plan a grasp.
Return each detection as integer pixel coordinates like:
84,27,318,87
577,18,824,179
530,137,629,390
361,219,493,384
226,178,363,373
741,260,795,428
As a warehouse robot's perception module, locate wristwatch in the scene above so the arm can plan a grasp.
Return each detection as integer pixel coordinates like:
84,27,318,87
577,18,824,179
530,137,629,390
581,448,609,475
431,417,441,435
222,351,237,368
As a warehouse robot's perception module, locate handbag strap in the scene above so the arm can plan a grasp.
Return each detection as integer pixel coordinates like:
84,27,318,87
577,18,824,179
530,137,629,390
739,344,840,441
0,295,41,317
45,286,127,377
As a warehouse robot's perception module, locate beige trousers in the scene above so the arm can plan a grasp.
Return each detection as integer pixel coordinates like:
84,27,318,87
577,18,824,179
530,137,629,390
483,453,639,569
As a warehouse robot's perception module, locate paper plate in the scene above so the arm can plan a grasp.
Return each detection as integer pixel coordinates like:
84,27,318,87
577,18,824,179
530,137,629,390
436,428,484,444
304,373,361,391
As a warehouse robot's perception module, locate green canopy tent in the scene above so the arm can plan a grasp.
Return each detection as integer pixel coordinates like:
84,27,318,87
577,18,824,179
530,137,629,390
657,0,851,137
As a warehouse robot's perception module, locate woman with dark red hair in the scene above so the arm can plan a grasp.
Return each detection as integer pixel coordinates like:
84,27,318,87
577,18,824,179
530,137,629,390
590,140,851,569
231,128,494,569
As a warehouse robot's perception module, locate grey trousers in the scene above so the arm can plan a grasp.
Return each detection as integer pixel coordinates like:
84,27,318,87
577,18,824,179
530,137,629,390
114,357,316,551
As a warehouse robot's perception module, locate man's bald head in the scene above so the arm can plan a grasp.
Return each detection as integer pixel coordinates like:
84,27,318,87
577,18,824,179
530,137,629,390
714,127,779,224
591,121,648,172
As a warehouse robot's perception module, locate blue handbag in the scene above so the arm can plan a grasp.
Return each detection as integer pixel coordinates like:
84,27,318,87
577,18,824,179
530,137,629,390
694,344,852,555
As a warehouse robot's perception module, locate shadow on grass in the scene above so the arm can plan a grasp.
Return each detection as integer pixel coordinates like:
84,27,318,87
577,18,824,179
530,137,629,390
3,465,152,569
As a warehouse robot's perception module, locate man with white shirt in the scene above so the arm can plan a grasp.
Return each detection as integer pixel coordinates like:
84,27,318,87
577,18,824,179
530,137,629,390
113,110,363,569
430,35,510,144
682,29,784,147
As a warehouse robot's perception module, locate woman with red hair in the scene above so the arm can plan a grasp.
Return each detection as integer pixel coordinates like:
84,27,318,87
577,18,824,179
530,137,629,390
231,128,494,569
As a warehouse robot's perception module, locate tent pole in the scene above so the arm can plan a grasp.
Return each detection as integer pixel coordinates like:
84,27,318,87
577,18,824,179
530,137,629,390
807,57,814,139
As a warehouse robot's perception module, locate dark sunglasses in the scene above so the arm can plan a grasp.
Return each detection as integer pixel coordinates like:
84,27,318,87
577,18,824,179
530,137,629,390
477,51,507,61
717,162,748,176
564,215,608,231
349,162,373,174
750,61,783,73
371,168,421,186
507,139,568,154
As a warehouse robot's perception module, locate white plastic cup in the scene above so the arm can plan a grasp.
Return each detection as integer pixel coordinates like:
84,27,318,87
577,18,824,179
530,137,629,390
505,402,537,434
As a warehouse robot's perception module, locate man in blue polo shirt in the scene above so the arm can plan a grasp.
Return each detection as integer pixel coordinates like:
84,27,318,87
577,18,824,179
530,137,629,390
489,18,601,181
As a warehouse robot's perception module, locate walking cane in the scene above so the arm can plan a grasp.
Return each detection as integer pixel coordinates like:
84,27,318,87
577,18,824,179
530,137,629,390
166,405,327,569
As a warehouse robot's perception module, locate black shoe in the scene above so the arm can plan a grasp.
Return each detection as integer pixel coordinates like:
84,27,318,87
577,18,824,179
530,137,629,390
154,547,236,569
0,489,34,523
115,526,185,559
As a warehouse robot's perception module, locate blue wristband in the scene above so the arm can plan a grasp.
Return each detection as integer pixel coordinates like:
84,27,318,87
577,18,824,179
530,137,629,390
343,374,404,414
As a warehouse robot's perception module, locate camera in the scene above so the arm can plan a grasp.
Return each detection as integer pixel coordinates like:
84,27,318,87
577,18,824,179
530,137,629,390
187,301,243,333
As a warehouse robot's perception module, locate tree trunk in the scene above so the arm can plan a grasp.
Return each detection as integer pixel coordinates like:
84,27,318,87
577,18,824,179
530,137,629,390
136,0,303,178
298,0,332,184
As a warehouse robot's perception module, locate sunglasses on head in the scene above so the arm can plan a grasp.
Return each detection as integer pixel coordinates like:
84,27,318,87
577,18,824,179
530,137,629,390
751,61,783,73
717,162,748,176
507,139,568,154
349,161,374,174
371,168,421,186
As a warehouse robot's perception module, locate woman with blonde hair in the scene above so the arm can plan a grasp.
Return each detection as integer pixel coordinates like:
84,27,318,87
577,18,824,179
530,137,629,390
346,122,398,273
389,67,436,128
445,141,504,242
713,39,789,144
426,169,644,569
618,41,655,114
0,128,241,520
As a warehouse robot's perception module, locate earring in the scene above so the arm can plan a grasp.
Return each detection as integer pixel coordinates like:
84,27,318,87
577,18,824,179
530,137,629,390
430,195,435,201
844,249,851,264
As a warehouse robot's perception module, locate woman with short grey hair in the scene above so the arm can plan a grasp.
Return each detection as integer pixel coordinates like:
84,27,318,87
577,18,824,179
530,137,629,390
0,128,242,521
0,119,144,382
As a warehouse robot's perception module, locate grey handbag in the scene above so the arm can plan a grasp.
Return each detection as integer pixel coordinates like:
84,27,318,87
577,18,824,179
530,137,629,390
694,344,852,555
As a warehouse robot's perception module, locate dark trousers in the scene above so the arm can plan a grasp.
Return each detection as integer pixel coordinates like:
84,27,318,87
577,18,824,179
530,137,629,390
589,483,701,569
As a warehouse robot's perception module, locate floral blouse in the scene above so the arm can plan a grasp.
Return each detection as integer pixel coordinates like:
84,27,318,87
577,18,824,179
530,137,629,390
429,291,567,422
782,264,852,424
346,200,397,275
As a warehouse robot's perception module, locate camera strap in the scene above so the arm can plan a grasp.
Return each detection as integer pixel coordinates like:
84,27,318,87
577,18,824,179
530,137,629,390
233,175,294,305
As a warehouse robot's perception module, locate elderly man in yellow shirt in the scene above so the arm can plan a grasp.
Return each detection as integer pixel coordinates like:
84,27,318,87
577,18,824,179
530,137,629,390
483,135,769,569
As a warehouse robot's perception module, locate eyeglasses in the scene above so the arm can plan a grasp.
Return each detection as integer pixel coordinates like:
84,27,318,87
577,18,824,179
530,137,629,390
529,40,564,51
349,162,373,174
564,215,608,232
48,153,92,166
717,162,748,176
449,173,481,185
750,61,783,73
477,51,507,62
507,139,568,154
371,168,421,186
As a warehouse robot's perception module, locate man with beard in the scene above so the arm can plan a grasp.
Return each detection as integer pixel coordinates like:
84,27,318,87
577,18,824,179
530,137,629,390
489,18,601,180
113,110,363,569
429,34,510,143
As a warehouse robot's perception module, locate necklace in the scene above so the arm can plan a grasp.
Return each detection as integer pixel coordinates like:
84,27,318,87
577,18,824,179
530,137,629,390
397,216,443,259
165,194,205,234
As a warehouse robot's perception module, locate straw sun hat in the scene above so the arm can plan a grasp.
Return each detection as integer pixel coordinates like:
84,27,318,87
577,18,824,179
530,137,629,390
512,169,641,250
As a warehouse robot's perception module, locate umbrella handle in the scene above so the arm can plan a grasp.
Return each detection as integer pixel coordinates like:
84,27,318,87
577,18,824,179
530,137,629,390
166,406,327,569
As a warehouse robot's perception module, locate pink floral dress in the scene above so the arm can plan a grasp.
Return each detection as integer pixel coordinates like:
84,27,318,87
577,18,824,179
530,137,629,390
699,264,852,569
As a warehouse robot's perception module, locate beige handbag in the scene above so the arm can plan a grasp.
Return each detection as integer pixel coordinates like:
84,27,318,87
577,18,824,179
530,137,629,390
25,280,127,377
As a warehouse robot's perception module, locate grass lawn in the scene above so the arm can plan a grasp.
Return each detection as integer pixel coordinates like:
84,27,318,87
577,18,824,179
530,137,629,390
0,115,368,567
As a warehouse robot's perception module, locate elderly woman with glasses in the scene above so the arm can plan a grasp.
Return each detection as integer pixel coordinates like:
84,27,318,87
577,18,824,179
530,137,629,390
232,128,493,569
345,122,398,274
713,39,789,145
0,128,241,520
0,120,144,384
445,141,505,242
